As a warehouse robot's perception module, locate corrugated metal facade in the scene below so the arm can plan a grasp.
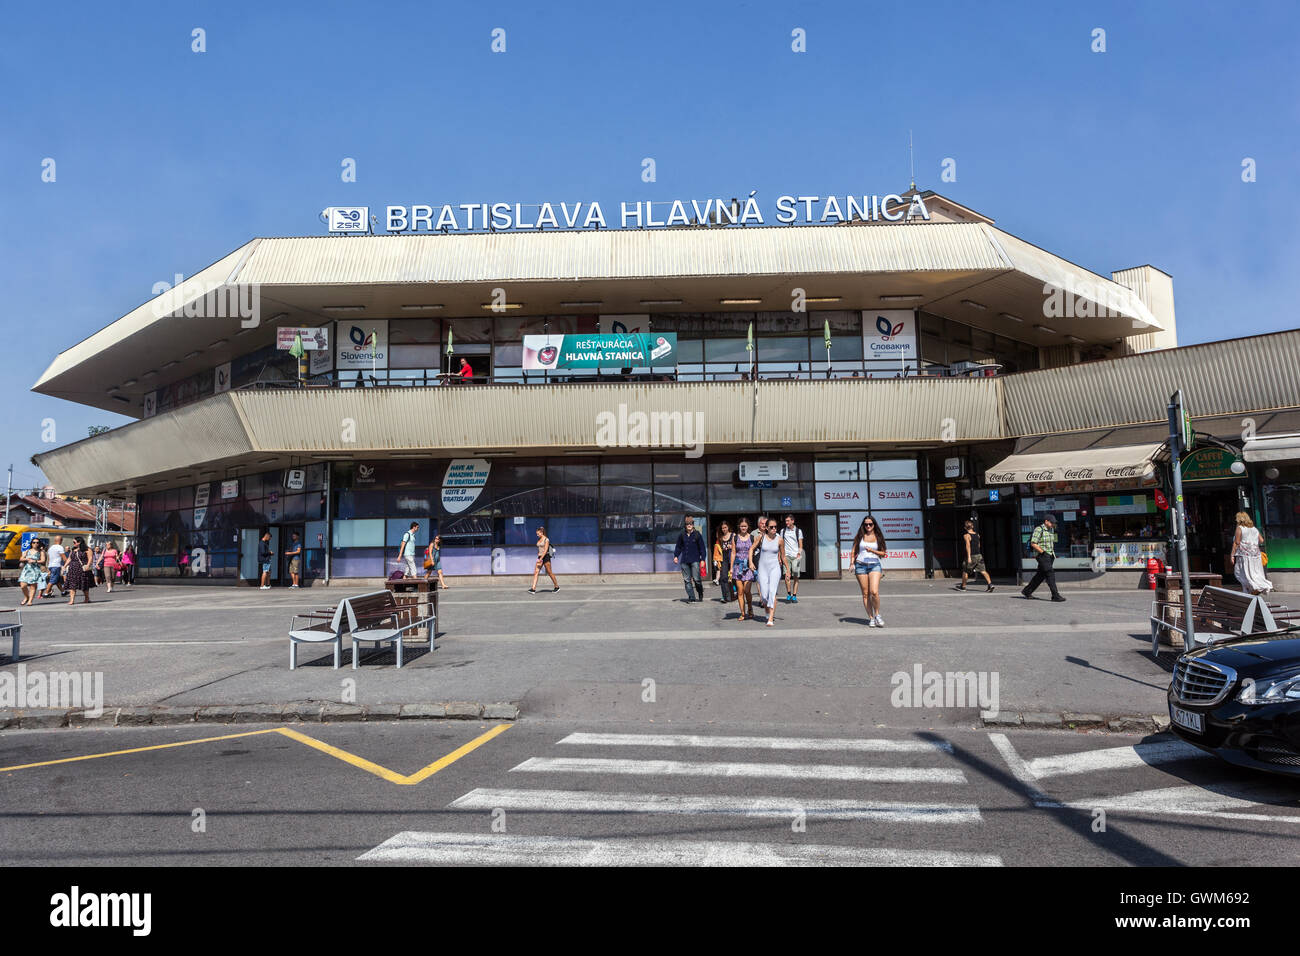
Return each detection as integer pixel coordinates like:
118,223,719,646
36,395,254,493
232,223,1012,286
35,378,1003,494
1003,329,1300,436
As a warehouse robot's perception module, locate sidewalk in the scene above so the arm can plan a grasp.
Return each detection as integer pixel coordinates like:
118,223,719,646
3,579,1286,728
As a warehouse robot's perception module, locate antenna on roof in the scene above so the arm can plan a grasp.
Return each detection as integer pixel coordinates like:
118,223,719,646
908,130,916,191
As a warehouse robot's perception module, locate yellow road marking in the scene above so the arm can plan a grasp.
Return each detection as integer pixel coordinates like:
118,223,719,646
0,723,512,785
0,728,281,773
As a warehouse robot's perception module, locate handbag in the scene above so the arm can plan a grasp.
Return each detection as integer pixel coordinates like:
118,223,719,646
1262,551,1269,567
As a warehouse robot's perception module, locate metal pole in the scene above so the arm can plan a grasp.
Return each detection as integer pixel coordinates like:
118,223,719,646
4,464,10,526
1168,390,1196,649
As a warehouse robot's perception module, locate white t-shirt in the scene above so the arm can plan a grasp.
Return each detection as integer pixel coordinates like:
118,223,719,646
47,544,65,568
781,526,803,558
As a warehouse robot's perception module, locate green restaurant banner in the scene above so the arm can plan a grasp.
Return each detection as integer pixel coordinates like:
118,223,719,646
522,333,677,370
1180,446,1239,481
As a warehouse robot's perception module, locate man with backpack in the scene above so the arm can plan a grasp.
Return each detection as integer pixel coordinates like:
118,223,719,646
673,516,707,603
780,514,804,603
397,521,419,578
1022,514,1066,602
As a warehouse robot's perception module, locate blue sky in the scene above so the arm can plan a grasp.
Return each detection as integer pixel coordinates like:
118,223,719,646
2,0,1297,491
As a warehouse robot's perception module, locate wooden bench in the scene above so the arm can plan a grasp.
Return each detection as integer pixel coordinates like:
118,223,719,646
288,602,349,670
346,590,434,669
0,608,20,662
1151,585,1300,657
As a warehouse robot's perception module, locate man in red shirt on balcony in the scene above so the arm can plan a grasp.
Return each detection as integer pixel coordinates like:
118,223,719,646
458,357,474,383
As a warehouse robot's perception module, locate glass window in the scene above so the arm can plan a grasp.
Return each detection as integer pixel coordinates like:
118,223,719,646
332,519,384,548
335,490,386,519
815,460,865,481
704,338,750,363
386,518,430,548
758,336,810,362
676,338,703,363
547,461,599,484
869,459,918,480
547,485,599,514
331,548,383,577
546,516,598,544
653,484,707,513
388,490,437,515
601,484,653,513
446,317,492,342
390,344,443,369
653,460,706,483
601,460,652,483
389,320,441,344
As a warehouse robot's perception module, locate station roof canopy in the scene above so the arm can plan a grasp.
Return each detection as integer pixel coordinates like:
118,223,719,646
34,220,1162,416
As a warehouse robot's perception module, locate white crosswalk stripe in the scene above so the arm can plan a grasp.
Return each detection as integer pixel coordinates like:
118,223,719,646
556,732,954,753
450,788,983,823
360,730,1000,865
511,756,967,783
358,832,1002,867
991,732,1300,824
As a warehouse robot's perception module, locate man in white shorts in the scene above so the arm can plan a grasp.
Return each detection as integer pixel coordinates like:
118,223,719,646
780,515,804,604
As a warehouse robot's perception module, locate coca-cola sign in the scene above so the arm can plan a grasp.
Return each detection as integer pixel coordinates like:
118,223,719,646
1063,468,1095,480
1026,470,1056,481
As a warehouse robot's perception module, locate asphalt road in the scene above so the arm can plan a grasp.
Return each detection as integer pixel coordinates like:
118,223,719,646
2,718,1298,866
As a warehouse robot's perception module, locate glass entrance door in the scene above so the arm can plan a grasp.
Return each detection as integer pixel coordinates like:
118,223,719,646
816,513,841,578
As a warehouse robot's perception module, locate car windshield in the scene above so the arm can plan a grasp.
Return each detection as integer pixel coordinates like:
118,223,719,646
0,531,15,550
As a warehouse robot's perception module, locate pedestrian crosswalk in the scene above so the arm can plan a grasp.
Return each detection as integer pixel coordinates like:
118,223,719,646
991,732,1300,825
358,730,1002,866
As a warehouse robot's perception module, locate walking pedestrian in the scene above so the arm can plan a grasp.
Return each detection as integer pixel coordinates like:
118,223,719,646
285,532,303,588
1230,511,1273,595
732,518,756,621
101,540,121,594
425,534,448,589
17,535,42,606
1021,514,1066,602
63,536,96,605
852,516,887,627
957,519,994,592
753,517,787,626
396,521,419,578
530,526,559,592
673,516,707,603
43,534,66,598
713,522,736,604
754,514,769,608
120,543,135,587
258,531,273,589
780,514,804,603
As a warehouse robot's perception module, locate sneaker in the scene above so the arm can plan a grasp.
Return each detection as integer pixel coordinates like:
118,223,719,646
1021,589,1034,599
1051,595,1067,603
874,615,885,628
867,617,878,627
553,586,560,593
986,585,995,593
528,587,536,593
791,595,798,603
289,584,300,589
956,584,966,591
259,585,270,590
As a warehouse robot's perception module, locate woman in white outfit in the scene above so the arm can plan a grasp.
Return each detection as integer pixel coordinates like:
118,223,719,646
752,518,787,627
1230,511,1273,595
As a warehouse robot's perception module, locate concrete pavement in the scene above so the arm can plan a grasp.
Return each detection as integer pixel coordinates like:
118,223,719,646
1,578,1258,726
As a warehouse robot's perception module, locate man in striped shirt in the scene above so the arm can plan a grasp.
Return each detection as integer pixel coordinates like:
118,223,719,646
1021,514,1066,602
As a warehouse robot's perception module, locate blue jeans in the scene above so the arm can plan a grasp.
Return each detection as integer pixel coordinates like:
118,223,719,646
679,561,703,600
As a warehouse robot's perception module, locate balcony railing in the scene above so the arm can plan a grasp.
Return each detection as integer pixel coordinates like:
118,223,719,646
238,360,1002,392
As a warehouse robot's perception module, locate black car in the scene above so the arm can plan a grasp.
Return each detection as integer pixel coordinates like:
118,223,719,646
1168,635,1300,775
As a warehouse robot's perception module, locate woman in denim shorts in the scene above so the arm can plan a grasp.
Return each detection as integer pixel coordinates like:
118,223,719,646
851,515,887,628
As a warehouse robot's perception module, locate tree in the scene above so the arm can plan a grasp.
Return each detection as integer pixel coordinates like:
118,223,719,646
88,425,111,437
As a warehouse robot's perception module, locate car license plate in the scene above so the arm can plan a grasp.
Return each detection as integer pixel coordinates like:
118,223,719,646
1170,705,1204,734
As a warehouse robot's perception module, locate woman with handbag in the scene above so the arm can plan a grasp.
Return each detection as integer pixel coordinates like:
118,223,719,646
101,541,121,594
1230,512,1273,595
529,526,559,593
17,537,42,606
424,534,448,589
64,537,97,605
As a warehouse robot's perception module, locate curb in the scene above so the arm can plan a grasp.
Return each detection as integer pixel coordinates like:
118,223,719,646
979,710,1171,733
0,701,520,729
